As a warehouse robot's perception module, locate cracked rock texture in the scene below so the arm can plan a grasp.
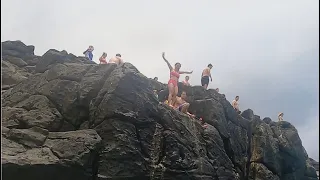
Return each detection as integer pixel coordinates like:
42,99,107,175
1,40,318,180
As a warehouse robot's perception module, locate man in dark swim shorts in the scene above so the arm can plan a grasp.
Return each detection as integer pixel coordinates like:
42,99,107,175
201,64,213,89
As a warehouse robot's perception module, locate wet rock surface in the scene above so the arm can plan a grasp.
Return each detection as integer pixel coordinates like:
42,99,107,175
1,40,317,180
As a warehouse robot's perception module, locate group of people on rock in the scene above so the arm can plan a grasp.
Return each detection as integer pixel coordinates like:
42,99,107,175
82,47,284,123
83,46,124,65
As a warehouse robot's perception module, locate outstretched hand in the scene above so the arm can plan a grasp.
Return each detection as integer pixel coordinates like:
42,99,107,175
162,52,165,57
190,71,193,74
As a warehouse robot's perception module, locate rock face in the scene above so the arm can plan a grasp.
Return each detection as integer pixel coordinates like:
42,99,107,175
1,40,318,180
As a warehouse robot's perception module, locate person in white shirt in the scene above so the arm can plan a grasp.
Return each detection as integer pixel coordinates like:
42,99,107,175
278,112,284,121
232,96,240,114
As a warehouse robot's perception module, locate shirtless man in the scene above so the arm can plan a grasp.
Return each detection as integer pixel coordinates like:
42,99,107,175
109,54,124,65
182,76,191,86
201,64,213,89
173,91,194,117
232,96,241,114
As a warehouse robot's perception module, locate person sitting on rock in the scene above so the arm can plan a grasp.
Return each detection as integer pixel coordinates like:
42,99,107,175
232,96,241,114
162,52,193,107
201,64,213,89
83,45,94,61
99,52,108,64
173,91,194,117
278,112,284,121
182,76,191,86
109,54,124,65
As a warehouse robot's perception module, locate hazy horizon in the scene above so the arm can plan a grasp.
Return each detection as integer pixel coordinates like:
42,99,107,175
2,0,319,161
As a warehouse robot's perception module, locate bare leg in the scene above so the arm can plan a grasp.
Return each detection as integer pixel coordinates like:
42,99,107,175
167,83,175,106
180,103,189,113
203,84,208,89
171,85,179,107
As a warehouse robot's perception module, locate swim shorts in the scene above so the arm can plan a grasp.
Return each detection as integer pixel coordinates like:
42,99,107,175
201,76,210,86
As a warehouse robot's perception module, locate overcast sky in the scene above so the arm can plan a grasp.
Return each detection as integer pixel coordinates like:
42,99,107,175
2,0,319,160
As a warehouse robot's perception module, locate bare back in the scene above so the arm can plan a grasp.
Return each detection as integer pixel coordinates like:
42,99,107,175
109,57,123,65
202,67,211,77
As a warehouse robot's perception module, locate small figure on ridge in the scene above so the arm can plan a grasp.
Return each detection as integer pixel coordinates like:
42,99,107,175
278,112,284,121
182,76,191,86
99,52,108,64
83,45,94,61
109,54,124,65
232,96,241,114
201,64,213,89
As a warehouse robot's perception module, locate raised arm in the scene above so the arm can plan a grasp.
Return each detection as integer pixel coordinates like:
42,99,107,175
179,70,193,74
162,52,173,71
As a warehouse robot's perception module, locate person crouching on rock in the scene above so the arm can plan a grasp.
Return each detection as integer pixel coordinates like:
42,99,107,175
173,91,194,118
201,64,213,89
83,45,94,61
162,52,193,107
278,112,284,121
109,54,124,65
232,96,241,114
99,52,108,64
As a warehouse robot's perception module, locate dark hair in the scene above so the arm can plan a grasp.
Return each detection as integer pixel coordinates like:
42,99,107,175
116,54,121,57
153,77,158,80
175,62,181,66
235,96,239,98
208,64,213,67
185,76,189,78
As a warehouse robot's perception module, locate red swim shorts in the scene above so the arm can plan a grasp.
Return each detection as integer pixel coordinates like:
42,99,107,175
168,79,178,87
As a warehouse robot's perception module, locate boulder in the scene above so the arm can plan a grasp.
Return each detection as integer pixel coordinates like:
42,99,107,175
2,129,102,180
1,40,317,180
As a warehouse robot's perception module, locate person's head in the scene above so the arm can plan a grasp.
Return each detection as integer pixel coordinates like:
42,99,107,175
235,96,239,101
154,77,158,81
185,76,189,81
153,89,158,94
89,46,94,51
174,62,181,71
278,112,284,117
116,54,121,57
181,91,187,99
102,52,107,57
215,88,219,92
208,64,213,69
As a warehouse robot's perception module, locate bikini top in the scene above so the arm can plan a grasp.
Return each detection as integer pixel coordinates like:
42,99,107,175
170,71,180,79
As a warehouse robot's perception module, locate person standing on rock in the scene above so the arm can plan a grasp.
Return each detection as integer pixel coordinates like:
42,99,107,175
201,64,213,89
232,96,241,114
83,45,94,61
109,54,124,65
182,76,191,86
99,52,108,64
278,112,284,121
162,52,193,107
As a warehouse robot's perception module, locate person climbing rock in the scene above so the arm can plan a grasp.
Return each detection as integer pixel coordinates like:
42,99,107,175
182,76,191,86
153,77,158,81
162,52,193,107
278,112,284,121
83,46,94,61
201,64,213,89
232,96,241,114
99,52,108,64
173,91,194,117
109,54,124,65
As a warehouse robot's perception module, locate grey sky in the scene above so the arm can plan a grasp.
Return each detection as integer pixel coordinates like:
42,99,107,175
2,0,319,160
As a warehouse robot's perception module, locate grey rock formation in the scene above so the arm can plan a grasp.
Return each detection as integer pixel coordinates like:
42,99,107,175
1,40,318,180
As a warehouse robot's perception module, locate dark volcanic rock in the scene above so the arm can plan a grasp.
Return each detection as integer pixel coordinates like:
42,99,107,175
1,40,317,180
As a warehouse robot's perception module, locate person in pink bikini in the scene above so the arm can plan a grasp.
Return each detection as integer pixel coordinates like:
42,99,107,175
162,52,193,107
